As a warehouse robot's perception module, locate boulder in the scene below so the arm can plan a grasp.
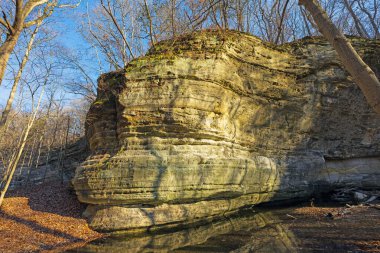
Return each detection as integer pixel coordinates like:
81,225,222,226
73,30,380,232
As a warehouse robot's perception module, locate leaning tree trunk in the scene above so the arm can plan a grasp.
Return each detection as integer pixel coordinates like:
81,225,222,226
0,22,41,126
299,0,380,114
0,30,22,87
0,87,45,207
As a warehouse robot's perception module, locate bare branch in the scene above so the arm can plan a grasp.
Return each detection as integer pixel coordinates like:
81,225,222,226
275,0,290,44
143,0,155,47
342,0,369,38
23,0,51,17
1,11,15,34
58,0,81,9
0,18,7,29
189,0,223,28
16,0,24,20
23,1,57,28
357,0,380,39
100,0,135,60
0,18,10,32
299,0,380,114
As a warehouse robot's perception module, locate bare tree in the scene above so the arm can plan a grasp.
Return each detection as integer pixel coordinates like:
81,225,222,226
0,19,43,126
275,0,291,44
299,0,380,114
342,0,369,38
0,0,80,87
357,0,380,39
60,48,97,102
81,0,144,69
0,84,45,206
100,0,135,59
143,0,156,47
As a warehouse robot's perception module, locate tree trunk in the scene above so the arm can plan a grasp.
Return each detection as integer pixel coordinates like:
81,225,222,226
60,117,70,183
0,86,45,207
342,0,369,38
0,30,22,87
143,0,156,47
299,0,380,114
25,133,37,184
275,0,290,44
0,22,41,126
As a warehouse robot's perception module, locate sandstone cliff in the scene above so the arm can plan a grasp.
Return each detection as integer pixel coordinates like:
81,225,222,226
73,30,380,232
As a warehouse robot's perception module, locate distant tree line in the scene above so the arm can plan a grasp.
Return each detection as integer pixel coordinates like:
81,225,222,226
81,0,380,69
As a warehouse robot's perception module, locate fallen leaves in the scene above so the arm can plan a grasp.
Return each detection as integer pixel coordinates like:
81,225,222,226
0,181,103,253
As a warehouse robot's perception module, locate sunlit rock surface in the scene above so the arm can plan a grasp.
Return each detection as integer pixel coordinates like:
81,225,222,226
73,30,380,232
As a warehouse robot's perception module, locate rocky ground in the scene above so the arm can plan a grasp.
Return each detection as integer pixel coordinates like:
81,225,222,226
0,181,103,253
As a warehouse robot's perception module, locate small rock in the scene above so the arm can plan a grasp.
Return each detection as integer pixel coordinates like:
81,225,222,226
354,192,368,202
365,196,377,204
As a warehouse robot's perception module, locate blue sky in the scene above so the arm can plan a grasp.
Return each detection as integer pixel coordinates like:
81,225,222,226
0,0,93,108
0,88,8,106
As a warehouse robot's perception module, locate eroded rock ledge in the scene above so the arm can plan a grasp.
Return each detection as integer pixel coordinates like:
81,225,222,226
73,30,380,232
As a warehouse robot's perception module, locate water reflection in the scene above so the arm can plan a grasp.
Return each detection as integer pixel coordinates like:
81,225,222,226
69,210,299,253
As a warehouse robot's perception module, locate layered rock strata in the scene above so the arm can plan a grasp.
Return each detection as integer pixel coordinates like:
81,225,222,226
73,31,380,231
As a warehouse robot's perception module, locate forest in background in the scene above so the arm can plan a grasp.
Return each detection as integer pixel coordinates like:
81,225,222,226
0,0,379,194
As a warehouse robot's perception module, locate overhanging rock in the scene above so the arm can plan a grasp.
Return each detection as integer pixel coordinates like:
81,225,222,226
73,30,380,232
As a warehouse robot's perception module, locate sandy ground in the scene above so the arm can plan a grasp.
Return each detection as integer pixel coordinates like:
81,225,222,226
0,182,103,253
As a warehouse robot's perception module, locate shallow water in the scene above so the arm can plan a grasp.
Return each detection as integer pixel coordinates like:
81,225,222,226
68,204,380,253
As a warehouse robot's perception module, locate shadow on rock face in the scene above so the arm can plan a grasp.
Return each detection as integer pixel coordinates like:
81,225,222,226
72,30,380,232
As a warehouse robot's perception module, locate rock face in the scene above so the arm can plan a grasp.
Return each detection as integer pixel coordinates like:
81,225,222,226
73,31,380,232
